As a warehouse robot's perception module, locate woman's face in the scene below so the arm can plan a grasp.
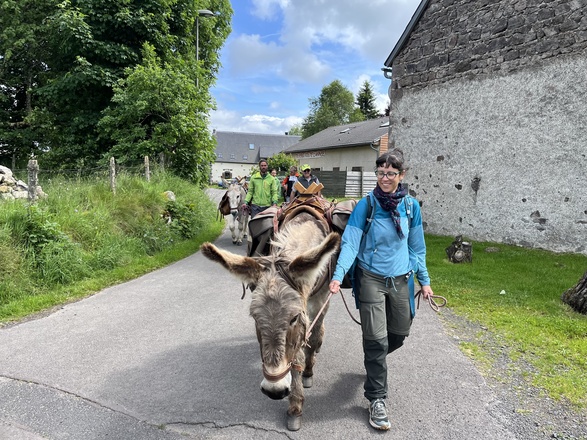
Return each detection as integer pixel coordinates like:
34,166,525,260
376,165,404,193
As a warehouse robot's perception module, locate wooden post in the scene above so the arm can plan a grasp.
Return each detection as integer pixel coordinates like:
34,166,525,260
144,156,151,182
159,152,165,172
27,159,39,203
109,157,116,194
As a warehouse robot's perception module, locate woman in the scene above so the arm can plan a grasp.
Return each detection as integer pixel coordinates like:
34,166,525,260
328,149,434,431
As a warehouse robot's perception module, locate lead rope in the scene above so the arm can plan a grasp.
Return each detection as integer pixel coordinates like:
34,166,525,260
304,291,333,343
415,289,448,312
333,288,448,329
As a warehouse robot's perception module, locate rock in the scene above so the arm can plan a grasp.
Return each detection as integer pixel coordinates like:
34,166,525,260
0,166,48,201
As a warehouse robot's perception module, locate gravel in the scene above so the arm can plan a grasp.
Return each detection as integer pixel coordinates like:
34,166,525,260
439,308,587,440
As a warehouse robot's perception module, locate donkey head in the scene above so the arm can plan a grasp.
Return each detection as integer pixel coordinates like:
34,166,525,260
226,183,245,216
200,231,340,400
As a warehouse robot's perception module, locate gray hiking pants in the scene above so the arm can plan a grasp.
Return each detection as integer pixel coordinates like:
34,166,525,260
356,267,412,401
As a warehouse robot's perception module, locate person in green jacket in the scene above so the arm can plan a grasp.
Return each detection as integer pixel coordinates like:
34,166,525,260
245,159,278,218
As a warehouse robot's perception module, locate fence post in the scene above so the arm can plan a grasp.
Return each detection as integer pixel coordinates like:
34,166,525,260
159,152,165,172
144,156,151,182
27,158,39,203
109,157,116,194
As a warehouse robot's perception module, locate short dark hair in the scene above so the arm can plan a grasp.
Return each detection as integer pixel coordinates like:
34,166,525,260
375,149,406,171
258,159,268,166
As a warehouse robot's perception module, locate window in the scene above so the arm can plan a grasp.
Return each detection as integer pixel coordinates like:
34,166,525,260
217,153,223,158
242,155,248,160
230,153,236,159
249,143,255,150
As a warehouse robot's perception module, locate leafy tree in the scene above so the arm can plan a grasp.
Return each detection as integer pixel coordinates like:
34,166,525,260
287,124,302,136
98,44,216,184
301,80,363,139
0,0,56,167
356,80,380,120
0,0,232,181
267,152,297,173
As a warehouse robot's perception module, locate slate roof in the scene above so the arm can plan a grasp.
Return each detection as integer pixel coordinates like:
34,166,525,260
284,117,390,153
213,131,301,164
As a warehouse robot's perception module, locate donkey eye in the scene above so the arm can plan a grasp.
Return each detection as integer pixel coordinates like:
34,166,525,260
289,314,299,325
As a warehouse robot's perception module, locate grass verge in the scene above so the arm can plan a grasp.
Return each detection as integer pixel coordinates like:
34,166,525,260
426,234,587,409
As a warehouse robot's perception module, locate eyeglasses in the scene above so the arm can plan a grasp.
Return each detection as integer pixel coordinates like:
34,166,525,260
375,170,401,179
303,169,311,172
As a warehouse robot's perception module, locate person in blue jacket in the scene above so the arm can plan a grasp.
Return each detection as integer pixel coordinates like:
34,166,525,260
328,149,434,431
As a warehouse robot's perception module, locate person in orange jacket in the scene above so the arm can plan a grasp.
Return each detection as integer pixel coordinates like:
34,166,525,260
281,165,299,202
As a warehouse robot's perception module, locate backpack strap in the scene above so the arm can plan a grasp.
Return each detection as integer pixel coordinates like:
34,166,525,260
404,195,414,230
363,192,375,237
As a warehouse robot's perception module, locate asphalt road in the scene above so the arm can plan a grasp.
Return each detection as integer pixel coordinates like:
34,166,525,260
0,189,522,440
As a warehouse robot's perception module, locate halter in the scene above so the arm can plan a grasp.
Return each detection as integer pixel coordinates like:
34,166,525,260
262,361,303,382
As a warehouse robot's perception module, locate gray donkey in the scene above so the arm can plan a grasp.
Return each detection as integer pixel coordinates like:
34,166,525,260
200,210,340,431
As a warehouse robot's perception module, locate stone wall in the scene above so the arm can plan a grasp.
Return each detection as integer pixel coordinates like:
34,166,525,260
390,0,587,97
387,1,587,255
0,166,46,200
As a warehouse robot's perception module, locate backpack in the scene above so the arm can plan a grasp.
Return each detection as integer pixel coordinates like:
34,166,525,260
340,193,414,291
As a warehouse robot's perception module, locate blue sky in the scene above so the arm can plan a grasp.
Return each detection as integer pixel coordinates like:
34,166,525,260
209,0,422,135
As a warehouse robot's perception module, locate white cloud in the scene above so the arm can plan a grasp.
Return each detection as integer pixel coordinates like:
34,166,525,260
210,109,303,134
211,0,419,133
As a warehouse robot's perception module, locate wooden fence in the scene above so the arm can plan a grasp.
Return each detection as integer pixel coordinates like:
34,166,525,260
313,170,377,198
23,156,153,203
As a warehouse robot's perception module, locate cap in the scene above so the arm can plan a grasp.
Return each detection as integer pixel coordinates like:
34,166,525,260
301,164,311,171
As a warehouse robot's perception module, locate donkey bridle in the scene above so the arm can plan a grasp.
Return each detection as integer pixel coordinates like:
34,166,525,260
262,361,303,382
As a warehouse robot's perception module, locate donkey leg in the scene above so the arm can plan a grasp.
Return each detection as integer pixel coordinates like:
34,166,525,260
236,222,244,246
286,369,304,431
228,217,238,244
302,320,325,388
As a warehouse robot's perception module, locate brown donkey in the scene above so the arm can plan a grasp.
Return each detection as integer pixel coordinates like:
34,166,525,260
200,211,340,431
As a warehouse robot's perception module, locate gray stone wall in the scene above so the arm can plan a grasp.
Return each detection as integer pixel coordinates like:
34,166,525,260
390,0,587,97
387,0,587,254
390,54,587,254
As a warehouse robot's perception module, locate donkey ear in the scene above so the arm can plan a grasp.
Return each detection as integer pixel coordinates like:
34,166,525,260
288,232,341,293
200,243,263,286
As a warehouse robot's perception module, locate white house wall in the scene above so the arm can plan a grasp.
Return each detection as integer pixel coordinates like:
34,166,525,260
210,162,255,183
292,145,379,172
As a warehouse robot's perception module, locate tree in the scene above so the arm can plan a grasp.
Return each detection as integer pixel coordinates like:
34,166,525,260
287,124,303,136
0,0,233,180
98,44,216,185
267,152,297,173
0,0,56,167
301,80,363,139
356,80,379,120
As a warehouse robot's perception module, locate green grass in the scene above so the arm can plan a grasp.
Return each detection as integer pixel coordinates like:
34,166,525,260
427,235,587,409
0,172,224,324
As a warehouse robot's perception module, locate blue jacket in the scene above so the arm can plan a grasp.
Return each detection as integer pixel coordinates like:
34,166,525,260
332,193,431,287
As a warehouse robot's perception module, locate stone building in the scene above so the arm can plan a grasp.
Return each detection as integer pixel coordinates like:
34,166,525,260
383,0,587,254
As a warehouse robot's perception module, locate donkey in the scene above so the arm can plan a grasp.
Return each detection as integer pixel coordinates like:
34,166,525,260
200,210,340,431
223,183,249,245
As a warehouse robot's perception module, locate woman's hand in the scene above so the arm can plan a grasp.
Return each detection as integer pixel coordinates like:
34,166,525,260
420,285,434,299
329,280,341,294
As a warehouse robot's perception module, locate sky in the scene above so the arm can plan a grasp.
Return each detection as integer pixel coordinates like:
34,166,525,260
208,0,422,135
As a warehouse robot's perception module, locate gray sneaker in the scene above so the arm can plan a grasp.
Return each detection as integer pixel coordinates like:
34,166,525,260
369,398,391,430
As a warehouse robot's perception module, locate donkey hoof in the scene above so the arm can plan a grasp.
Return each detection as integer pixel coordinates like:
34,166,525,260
287,413,302,431
302,375,313,388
